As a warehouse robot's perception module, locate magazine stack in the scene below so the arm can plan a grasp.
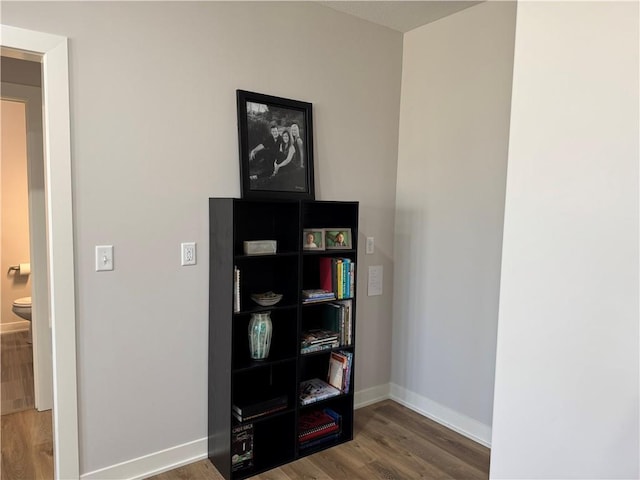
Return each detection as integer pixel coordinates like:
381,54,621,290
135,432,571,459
300,329,339,354
232,394,288,422
298,408,342,450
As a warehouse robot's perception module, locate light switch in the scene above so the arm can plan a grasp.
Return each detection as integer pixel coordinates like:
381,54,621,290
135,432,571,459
96,245,114,271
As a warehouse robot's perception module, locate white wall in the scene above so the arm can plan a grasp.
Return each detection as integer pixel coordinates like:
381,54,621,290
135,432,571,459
392,1,516,444
2,2,402,475
491,2,639,478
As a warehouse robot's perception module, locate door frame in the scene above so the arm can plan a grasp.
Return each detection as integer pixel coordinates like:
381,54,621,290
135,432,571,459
1,25,79,479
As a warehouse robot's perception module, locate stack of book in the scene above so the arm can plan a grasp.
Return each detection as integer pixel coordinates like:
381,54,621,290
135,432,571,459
299,378,341,405
300,329,339,354
302,289,336,304
327,350,354,394
319,257,355,300
321,300,353,346
231,423,253,472
298,408,342,450
232,394,288,422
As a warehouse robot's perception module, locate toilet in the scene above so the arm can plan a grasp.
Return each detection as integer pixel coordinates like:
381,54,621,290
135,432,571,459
12,297,32,321
12,297,32,342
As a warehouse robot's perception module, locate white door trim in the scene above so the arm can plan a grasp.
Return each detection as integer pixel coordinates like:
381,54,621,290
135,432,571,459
1,24,79,479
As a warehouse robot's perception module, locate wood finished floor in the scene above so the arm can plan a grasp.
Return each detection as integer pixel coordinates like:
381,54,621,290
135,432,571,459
0,336,490,480
1,330,53,479
150,400,490,480
1,331,34,415
0,408,53,480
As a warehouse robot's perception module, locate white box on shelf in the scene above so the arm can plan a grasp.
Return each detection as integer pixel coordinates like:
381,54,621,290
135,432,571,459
243,240,277,255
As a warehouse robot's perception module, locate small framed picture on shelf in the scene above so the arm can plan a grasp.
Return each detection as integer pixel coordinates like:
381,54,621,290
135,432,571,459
303,229,325,250
325,229,352,249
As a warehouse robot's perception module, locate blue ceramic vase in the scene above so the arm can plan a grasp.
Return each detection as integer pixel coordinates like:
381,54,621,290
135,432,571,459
248,312,272,360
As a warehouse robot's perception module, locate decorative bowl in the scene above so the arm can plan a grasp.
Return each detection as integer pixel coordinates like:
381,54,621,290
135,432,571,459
250,292,283,307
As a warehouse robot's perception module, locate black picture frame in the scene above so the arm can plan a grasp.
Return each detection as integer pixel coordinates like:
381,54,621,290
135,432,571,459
237,90,315,200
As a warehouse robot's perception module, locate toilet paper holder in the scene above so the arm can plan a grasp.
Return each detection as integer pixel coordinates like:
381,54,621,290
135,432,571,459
8,263,30,275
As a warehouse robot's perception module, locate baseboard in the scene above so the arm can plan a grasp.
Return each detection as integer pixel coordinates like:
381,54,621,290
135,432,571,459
0,321,29,334
80,437,207,480
79,384,390,479
389,383,492,447
354,382,391,409
80,383,489,479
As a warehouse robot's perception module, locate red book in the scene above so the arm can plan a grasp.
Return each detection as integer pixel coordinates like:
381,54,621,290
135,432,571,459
298,410,338,442
299,423,340,442
319,257,333,292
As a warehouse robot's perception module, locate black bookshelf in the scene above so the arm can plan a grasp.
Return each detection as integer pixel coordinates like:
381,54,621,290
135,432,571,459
208,198,358,480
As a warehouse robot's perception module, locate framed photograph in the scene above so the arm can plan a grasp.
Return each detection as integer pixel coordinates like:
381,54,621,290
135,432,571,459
303,229,325,251
325,229,352,249
237,90,315,200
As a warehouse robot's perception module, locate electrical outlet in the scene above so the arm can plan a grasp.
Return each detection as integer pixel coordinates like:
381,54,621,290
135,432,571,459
366,237,375,254
181,242,197,266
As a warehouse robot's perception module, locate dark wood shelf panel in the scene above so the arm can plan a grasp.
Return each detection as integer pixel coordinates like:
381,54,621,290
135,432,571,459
233,356,297,373
234,304,297,316
298,392,352,409
298,434,352,458
231,406,295,426
235,251,299,260
302,249,356,256
301,297,353,307
300,345,354,358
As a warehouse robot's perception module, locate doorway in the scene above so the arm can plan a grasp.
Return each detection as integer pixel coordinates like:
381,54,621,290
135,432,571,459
1,25,79,479
1,58,53,412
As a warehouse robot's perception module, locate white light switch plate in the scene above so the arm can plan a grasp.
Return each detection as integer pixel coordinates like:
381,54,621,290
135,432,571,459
96,245,114,271
368,265,383,296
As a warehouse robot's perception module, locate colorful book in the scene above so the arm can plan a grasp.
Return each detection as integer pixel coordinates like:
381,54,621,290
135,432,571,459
339,350,354,393
299,378,340,405
300,341,339,354
298,409,339,442
349,262,355,298
301,329,338,347
319,257,334,293
327,352,347,391
324,300,352,346
302,289,335,299
318,257,355,300
325,350,354,393
302,295,336,304
299,408,342,448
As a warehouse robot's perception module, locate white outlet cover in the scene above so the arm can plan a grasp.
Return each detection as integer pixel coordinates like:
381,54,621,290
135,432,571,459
181,242,197,266
366,237,375,254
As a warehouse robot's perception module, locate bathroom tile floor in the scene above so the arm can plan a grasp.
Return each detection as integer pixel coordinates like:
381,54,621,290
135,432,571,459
1,330,34,415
